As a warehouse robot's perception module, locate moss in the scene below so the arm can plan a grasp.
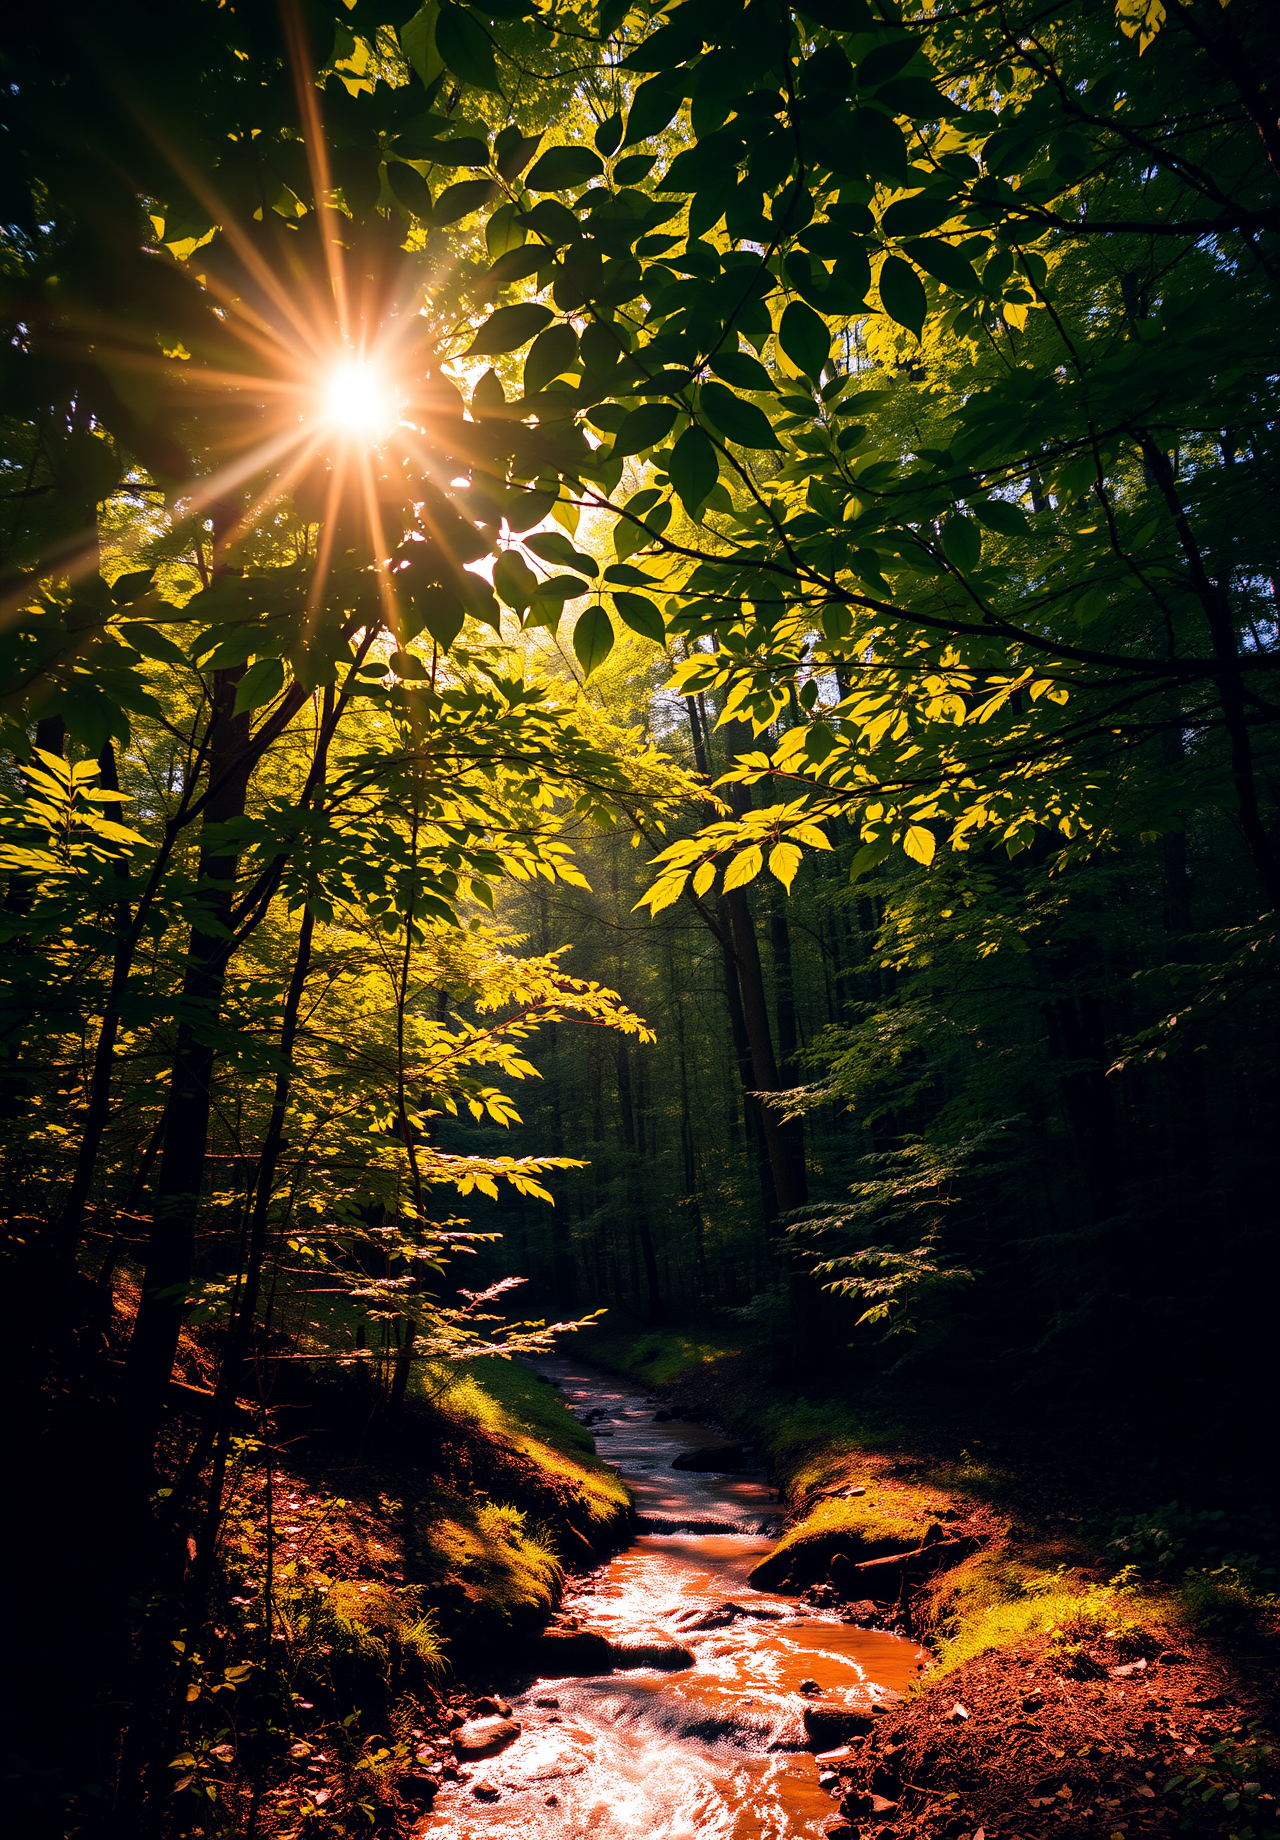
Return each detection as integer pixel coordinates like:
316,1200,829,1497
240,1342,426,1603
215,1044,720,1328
771,1486,938,1562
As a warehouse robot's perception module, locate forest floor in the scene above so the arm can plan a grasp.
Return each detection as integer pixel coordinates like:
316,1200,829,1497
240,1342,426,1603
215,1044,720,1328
580,1329,1280,1839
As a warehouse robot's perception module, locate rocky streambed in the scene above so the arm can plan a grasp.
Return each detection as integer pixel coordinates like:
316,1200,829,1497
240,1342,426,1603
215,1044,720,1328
422,1355,927,1839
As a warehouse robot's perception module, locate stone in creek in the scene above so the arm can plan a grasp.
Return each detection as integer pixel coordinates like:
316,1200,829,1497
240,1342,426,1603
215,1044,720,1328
452,1718,522,1760
843,1790,900,1818
473,1696,511,1718
674,1599,782,1630
607,1633,695,1670
822,1820,856,1838
525,1628,614,1674
473,1783,501,1801
398,1772,438,1803
670,1444,750,1472
804,1706,874,1748
652,1409,673,1421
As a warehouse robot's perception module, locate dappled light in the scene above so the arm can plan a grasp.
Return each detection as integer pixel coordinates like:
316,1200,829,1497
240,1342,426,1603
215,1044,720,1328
3,0,1276,1836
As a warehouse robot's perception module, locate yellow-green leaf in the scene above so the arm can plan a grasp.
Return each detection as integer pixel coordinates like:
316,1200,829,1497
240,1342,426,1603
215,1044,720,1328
723,844,763,890
903,824,936,865
769,841,802,889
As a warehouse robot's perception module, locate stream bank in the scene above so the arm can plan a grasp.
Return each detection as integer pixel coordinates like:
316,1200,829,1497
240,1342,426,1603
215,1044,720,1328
556,1332,1279,1840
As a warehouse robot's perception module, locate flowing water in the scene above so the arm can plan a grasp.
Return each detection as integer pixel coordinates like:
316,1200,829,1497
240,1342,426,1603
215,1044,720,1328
426,1356,925,1840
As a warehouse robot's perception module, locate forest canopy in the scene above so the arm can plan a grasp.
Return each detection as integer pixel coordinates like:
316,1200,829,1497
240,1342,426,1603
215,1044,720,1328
1,0,1277,1828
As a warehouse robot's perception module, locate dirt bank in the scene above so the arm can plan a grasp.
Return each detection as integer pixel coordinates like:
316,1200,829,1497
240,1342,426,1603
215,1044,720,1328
576,1332,1280,1839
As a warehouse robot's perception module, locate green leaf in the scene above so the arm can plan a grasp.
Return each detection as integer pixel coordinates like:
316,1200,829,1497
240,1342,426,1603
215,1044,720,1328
118,622,188,666
573,605,615,676
708,351,775,392
881,192,957,238
902,237,979,295
596,111,624,157
525,530,597,576
493,549,540,612
623,74,685,146
618,15,704,71
434,5,500,92
879,256,927,338
973,497,1031,536
524,322,578,392
849,838,892,880
876,77,959,120
534,574,591,602
800,0,875,25
414,585,466,651
614,152,656,184
668,425,719,518
388,162,434,218
432,177,499,224
940,514,982,572
698,381,780,449
903,823,936,865
779,299,831,384
494,125,542,179
613,591,666,644
526,145,605,191
610,402,680,460
109,569,156,604
819,109,908,183
856,38,919,85
232,657,285,715
418,134,490,167
466,302,555,356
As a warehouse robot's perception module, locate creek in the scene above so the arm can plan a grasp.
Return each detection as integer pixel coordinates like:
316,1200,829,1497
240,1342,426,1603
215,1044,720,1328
426,1355,925,1840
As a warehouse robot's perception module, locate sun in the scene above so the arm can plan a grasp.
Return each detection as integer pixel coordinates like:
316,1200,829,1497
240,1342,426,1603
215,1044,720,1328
323,357,398,440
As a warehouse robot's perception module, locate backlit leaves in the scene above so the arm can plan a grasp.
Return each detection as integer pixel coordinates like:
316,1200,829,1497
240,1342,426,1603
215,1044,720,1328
573,606,615,676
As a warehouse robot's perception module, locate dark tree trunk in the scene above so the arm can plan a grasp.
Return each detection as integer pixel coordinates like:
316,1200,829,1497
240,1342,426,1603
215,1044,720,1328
122,664,252,1467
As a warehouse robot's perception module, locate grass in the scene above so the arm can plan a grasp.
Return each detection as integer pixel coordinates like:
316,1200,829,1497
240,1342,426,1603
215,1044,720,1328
922,1551,1165,1674
413,1493,565,1622
423,1356,631,1532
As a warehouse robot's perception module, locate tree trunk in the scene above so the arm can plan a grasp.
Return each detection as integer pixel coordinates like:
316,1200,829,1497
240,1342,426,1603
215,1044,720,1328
121,662,252,1467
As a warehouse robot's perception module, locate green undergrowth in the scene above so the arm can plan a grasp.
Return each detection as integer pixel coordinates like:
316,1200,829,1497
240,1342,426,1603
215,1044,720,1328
582,1327,740,1389
765,1485,940,1566
422,1356,631,1534
921,1551,1165,1674
411,1490,565,1625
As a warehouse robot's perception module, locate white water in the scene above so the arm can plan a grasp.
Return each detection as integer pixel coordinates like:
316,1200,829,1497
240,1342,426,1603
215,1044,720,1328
426,1358,925,1839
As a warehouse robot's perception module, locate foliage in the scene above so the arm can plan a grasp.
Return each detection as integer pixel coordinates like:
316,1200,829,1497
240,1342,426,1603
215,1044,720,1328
1163,1724,1279,1839
785,1132,996,1331
3,1,1279,1829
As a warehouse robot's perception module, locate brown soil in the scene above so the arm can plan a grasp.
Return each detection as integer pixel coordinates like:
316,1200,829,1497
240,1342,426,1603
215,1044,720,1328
827,1633,1278,1837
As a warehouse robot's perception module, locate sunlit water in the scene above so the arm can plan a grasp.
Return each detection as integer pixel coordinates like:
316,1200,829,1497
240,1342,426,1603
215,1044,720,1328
426,1359,925,1839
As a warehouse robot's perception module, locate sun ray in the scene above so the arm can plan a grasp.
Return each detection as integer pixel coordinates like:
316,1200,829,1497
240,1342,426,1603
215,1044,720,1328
279,0,350,339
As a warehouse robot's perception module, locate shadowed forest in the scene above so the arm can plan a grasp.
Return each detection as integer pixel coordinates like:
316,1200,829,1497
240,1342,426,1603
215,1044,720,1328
2,1,1277,1836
